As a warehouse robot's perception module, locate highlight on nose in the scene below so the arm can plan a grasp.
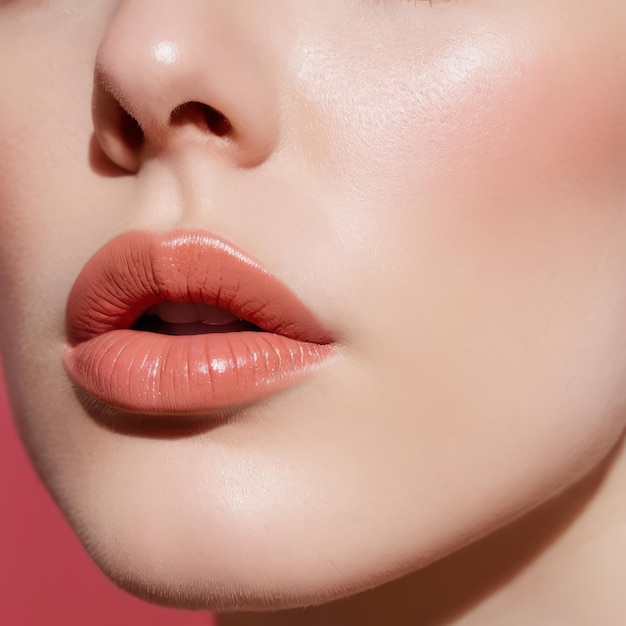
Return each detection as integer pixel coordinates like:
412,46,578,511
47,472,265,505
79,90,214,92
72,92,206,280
152,40,178,65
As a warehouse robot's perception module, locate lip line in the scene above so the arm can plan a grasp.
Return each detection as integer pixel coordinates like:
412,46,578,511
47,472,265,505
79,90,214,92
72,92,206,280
63,228,335,416
65,228,334,347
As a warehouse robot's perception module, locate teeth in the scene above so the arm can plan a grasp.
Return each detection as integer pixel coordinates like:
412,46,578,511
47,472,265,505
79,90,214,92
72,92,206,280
196,303,240,326
149,302,198,324
144,302,240,325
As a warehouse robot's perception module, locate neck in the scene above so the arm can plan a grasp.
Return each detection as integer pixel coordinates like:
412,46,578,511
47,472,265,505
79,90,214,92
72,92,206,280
218,435,626,626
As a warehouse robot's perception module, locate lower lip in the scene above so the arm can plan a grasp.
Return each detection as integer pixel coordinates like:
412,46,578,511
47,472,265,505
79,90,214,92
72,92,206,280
63,329,333,414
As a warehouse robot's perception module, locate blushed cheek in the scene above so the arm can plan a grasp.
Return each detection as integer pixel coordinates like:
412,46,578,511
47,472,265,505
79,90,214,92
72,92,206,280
399,22,626,429
395,26,626,264
389,24,626,365
372,24,626,505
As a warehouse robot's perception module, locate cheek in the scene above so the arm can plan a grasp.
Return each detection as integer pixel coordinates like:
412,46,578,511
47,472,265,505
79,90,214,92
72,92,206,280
315,20,626,533
401,25,626,214
438,42,626,233
412,22,626,349
0,12,114,347
408,29,626,333
407,30,626,485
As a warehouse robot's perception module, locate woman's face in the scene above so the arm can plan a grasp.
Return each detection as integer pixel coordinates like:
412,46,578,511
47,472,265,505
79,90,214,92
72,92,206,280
2,0,626,611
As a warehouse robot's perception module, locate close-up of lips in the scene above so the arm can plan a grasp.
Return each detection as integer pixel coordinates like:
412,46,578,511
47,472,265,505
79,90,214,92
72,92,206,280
3,1,626,625
63,229,335,420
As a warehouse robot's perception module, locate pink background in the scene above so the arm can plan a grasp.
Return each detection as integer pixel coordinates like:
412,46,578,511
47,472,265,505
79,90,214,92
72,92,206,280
0,357,214,625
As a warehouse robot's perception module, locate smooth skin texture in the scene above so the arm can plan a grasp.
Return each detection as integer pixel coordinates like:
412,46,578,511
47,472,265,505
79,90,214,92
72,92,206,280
2,0,626,623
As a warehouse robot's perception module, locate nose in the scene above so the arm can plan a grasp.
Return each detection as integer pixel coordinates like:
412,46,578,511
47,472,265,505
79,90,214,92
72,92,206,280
91,0,278,173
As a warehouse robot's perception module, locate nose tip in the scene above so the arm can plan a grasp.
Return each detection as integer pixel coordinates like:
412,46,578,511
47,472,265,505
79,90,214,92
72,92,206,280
91,2,278,173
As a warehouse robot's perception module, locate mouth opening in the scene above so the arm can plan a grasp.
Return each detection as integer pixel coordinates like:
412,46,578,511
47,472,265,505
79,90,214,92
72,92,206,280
131,301,263,336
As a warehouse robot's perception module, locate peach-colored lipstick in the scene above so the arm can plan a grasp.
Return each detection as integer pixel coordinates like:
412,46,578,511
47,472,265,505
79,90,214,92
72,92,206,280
63,229,334,414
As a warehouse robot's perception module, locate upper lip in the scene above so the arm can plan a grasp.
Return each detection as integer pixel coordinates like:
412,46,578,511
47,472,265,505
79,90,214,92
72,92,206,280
65,228,333,346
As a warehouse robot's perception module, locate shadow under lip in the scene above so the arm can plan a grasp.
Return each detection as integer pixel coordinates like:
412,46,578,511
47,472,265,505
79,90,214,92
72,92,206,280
71,382,259,439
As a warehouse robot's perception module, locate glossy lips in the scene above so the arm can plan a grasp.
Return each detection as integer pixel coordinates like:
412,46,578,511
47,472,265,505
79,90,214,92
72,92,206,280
63,230,334,414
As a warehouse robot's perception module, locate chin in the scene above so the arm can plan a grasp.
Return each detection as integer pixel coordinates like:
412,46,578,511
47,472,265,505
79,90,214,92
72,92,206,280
74,519,402,612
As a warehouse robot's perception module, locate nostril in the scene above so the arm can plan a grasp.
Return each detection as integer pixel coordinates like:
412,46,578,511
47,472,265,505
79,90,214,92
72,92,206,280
169,101,232,137
119,109,144,151
204,105,232,137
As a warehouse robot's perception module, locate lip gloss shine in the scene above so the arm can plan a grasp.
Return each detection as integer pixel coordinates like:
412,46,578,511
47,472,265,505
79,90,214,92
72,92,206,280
63,229,334,415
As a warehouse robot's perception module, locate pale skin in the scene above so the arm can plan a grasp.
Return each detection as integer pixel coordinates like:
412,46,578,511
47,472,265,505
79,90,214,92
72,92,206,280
1,1,626,625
